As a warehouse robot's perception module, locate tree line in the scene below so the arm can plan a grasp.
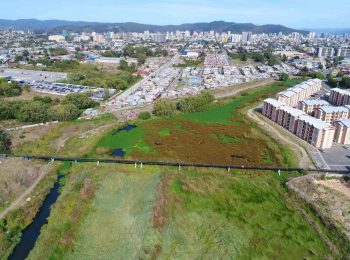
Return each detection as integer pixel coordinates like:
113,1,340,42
0,93,97,124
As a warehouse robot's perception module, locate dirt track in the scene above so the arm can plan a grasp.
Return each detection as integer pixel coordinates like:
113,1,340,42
246,107,313,168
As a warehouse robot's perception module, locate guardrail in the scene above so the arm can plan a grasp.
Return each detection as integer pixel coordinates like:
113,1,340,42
0,154,349,174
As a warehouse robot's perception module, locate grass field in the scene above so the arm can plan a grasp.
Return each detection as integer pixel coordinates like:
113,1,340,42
27,165,333,259
5,78,344,259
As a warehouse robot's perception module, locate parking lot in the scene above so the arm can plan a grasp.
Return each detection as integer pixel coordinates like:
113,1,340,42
319,144,350,171
30,82,116,101
0,68,67,82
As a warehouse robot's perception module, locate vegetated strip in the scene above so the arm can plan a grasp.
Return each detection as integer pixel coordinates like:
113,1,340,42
0,154,348,174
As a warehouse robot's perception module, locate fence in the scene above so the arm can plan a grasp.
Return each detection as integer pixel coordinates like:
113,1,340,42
0,154,349,174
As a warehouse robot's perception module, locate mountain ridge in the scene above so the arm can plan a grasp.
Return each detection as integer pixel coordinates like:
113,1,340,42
0,19,308,34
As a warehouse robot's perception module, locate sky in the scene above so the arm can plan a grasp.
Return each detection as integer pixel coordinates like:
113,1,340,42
2,0,349,29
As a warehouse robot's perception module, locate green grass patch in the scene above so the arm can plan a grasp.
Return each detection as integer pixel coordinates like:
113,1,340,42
179,79,303,124
159,169,330,259
212,134,242,143
157,128,171,137
95,125,152,156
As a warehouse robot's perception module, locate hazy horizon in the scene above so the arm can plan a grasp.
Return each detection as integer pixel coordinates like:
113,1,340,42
1,0,349,29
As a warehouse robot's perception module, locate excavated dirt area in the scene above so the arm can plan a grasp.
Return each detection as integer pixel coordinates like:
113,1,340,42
288,175,350,241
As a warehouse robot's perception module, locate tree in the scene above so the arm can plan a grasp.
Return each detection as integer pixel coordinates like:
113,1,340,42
340,76,350,89
240,53,248,62
153,100,176,117
279,73,289,81
177,91,215,113
326,74,338,88
17,101,54,123
51,104,81,121
267,55,281,66
62,93,97,110
138,111,151,120
252,52,265,63
318,64,324,70
0,130,11,153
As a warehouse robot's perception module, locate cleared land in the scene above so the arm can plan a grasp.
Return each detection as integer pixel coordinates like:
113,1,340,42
288,175,350,245
0,158,55,215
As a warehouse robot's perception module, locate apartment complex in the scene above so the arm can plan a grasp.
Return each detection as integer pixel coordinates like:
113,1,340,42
276,106,305,133
334,120,350,145
262,98,335,149
298,99,329,116
295,115,335,149
277,79,322,107
329,88,350,106
315,106,350,125
262,98,285,121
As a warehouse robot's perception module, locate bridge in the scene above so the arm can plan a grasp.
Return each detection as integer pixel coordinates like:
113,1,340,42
0,154,349,174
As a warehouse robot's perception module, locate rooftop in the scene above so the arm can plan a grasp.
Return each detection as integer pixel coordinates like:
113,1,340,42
302,99,329,106
298,114,332,130
279,105,305,117
318,106,350,113
264,98,285,107
336,119,350,128
331,88,350,95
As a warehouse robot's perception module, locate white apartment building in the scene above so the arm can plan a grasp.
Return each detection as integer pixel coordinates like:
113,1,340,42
277,79,322,107
276,106,305,133
295,115,335,149
334,120,350,145
329,88,350,106
262,98,286,121
315,106,350,125
298,99,329,116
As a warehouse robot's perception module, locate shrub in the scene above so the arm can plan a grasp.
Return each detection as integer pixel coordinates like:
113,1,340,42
279,73,289,81
17,101,54,123
153,100,176,117
62,93,98,110
51,104,81,121
0,130,11,153
138,111,151,120
177,91,215,113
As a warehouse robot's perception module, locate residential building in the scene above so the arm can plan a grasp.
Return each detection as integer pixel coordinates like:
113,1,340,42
298,99,330,116
315,106,350,125
277,79,322,107
48,35,65,42
262,98,285,121
329,88,350,106
334,120,350,145
276,106,305,133
295,115,335,149
317,47,335,57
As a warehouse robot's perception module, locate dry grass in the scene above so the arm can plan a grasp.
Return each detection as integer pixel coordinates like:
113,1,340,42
0,158,55,215
3,90,63,102
10,125,55,150
131,119,280,165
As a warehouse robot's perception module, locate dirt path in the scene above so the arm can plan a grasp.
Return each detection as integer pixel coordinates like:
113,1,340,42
247,107,313,168
213,78,275,99
0,164,54,219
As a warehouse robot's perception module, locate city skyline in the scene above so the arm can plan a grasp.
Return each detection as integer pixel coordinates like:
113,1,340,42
1,0,349,29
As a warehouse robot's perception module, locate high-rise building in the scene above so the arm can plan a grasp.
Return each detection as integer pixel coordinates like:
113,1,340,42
154,33,166,43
